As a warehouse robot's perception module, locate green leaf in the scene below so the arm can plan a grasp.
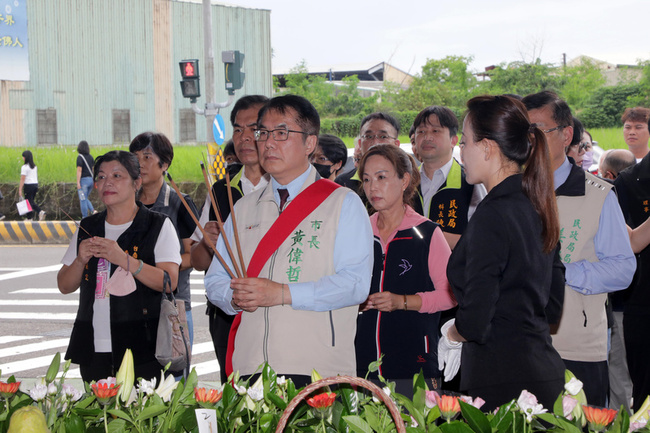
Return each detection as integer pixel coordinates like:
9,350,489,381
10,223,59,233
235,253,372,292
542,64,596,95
136,404,170,422
339,385,360,414
106,418,126,433
266,392,287,410
459,400,491,433
607,408,629,433
395,393,425,428
45,352,61,383
537,413,582,433
64,412,86,433
179,368,199,404
106,409,134,423
343,415,373,433
438,420,476,433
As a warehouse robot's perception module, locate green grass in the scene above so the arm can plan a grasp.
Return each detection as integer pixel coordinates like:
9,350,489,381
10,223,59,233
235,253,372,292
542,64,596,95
0,127,629,184
0,145,208,184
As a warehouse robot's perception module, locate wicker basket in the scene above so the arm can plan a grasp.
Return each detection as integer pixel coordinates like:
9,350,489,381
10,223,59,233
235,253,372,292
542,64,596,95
275,375,406,433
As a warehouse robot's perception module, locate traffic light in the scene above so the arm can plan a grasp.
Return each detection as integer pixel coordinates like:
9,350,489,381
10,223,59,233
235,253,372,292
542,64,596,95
222,50,245,95
179,59,200,101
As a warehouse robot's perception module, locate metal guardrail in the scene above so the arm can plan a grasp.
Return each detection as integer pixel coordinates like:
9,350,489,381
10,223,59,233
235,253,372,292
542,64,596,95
0,221,78,244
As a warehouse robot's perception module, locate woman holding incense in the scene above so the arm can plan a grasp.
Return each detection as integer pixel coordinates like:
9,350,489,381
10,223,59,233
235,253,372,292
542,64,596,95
439,95,565,410
355,144,456,397
129,132,199,348
57,150,181,382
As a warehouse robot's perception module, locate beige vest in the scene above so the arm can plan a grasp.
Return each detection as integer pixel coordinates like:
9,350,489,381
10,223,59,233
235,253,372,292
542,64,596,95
231,169,359,377
552,172,611,362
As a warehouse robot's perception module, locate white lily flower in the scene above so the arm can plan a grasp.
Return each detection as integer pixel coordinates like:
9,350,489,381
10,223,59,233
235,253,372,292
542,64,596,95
564,377,583,396
138,377,157,396
154,372,179,402
235,384,247,395
247,387,264,401
47,383,58,395
517,390,547,422
372,386,391,404
276,376,286,386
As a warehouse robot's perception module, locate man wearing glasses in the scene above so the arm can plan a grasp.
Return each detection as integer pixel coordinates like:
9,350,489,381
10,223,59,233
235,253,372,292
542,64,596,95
205,95,373,386
411,105,486,250
190,94,270,383
335,112,401,208
523,91,635,407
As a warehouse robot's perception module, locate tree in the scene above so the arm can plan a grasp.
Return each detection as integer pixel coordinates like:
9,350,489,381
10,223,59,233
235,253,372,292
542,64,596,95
579,84,642,128
478,59,561,97
558,59,606,109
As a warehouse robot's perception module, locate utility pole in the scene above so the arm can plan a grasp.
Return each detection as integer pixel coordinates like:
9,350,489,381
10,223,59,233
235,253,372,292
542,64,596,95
203,0,215,141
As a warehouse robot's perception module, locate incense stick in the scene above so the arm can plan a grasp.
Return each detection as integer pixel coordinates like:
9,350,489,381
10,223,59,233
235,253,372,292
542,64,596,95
225,170,247,277
166,173,236,279
60,209,92,237
200,161,242,278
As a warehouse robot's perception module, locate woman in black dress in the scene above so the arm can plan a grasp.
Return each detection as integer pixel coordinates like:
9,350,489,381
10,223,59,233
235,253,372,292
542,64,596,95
440,95,566,410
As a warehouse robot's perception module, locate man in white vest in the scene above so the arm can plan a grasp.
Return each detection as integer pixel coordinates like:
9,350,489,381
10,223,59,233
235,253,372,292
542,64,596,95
205,95,373,387
523,91,635,407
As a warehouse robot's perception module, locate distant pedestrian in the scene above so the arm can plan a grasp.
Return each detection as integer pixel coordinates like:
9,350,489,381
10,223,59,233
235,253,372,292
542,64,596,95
76,140,96,218
18,150,45,221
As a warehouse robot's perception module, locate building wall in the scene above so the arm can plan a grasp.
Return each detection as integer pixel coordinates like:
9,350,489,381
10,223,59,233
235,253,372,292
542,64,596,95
0,0,272,147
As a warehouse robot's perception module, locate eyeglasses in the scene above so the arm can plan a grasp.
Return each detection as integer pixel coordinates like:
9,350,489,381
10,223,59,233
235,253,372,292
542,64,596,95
360,134,396,141
540,125,568,134
254,128,310,142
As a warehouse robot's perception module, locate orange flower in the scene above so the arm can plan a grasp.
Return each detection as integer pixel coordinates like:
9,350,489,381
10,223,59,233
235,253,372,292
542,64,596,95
91,381,120,405
0,381,20,398
194,387,223,404
583,405,617,432
434,394,461,421
307,392,336,409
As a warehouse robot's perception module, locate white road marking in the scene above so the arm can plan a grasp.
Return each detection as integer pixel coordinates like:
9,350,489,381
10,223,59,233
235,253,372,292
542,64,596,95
0,336,39,345
0,300,79,306
1,353,68,375
10,288,205,296
0,338,69,358
0,265,62,282
2,312,76,321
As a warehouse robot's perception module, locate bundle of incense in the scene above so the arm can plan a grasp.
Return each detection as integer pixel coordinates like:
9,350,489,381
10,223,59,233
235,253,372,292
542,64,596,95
166,172,236,279
60,208,92,237
199,161,243,278
224,169,247,277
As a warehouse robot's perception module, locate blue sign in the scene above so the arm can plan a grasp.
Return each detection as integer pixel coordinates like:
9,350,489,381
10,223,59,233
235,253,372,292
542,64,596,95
212,114,225,145
0,0,30,81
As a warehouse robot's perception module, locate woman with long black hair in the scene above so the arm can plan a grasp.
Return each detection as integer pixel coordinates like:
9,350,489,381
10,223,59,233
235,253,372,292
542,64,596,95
439,95,566,410
18,150,45,221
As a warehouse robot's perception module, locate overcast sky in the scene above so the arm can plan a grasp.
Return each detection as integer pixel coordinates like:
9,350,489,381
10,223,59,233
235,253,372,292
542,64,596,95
230,0,650,75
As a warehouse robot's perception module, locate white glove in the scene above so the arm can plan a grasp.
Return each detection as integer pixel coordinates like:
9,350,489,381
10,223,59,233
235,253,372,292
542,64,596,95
438,319,462,382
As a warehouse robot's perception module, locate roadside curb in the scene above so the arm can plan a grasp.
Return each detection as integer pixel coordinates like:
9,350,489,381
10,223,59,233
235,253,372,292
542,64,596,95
0,221,78,244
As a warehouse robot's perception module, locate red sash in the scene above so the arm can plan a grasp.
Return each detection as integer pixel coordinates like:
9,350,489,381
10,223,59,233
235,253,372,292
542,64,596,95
225,179,341,377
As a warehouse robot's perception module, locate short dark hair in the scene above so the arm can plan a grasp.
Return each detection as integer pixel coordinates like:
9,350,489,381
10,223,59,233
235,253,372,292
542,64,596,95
77,140,90,155
223,139,236,157
257,94,320,137
94,150,140,181
317,134,348,167
522,91,573,129
571,117,584,147
412,106,459,137
129,132,174,169
230,95,269,126
359,112,400,136
604,149,636,177
408,124,416,138
621,107,650,126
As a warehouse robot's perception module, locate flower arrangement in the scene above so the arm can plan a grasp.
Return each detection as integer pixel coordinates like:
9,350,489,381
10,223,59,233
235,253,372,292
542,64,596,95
0,352,648,433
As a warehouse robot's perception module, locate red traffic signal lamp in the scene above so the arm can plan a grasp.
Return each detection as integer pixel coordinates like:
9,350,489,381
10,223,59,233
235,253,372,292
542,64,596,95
179,59,200,101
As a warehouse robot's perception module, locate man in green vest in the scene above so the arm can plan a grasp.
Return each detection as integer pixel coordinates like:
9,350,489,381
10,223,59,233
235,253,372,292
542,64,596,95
411,106,486,249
